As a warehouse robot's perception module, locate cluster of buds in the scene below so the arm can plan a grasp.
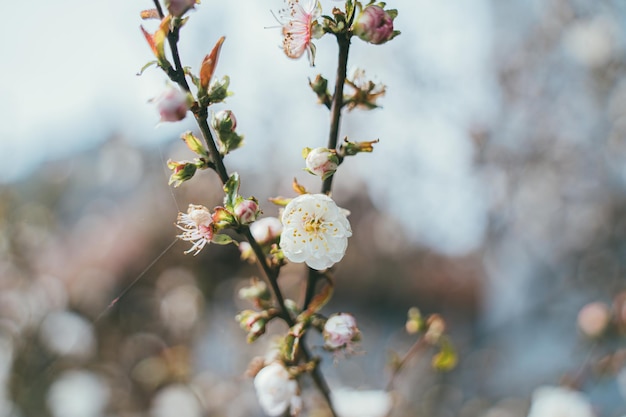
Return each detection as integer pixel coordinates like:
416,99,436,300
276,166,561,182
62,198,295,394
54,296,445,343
211,110,244,155
404,307,457,371
167,132,212,187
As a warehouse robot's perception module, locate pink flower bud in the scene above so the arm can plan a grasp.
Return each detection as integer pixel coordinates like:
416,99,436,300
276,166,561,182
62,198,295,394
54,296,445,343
304,147,338,180
213,110,237,133
235,199,260,225
155,87,189,122
323,313,360,350
166,0,196,17
353,5,396,45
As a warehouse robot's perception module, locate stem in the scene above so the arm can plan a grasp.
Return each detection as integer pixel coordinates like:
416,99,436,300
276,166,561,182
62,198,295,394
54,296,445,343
194,113,230,184
303,34,351,311
322,34,351,195
386,336,428,391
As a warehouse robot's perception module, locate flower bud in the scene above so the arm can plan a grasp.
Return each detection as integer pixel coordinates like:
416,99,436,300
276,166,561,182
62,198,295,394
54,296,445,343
167,159,197,187
238,279,271,307
236,310,267,343
353,5,398,45
304,147,339,180
424,314,446,345
155,86,189,122
166,0,196,17
213,110,237,133
323,313,361,350
235,199,260,225
577,301,611,338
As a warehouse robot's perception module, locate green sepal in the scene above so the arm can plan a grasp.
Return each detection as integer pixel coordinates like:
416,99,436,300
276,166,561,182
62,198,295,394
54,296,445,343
212,206,236,229
218,132,244,156
223,172,241,209
181,131,208,157
212,233,236,246
207,75,232,105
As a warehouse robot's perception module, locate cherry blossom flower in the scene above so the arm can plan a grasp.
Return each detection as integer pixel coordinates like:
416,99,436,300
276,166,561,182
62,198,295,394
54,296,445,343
323,313,361,350
254,362,302,417
176,204,214,255
280,194,352,270
277,0,323,66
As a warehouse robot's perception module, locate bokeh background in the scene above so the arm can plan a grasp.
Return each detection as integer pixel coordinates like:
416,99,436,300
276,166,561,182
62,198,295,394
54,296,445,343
1,0,626,416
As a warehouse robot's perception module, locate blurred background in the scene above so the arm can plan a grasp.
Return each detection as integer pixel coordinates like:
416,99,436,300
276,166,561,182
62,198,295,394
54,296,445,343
1,0,626,416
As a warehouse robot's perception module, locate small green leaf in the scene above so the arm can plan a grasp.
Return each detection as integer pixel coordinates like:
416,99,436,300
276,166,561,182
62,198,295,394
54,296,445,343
432,338,457,372
137,60,158,76
223,172,240,209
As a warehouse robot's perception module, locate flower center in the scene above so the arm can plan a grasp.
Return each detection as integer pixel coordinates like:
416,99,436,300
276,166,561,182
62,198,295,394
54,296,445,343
304,217,323,234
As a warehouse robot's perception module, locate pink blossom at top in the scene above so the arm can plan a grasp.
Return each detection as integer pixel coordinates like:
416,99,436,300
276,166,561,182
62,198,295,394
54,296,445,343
166,0,196,17
353,5,395,45
278,0,322,66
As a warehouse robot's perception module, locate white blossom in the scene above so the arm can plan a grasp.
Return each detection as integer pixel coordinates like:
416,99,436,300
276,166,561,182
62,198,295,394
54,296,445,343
254,362,302,417
280,194,352,270
527,386,595,417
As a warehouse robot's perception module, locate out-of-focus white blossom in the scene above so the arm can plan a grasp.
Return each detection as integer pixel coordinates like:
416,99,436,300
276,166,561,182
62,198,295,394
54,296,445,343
155,86,189,123
527,386,595,417
251,217,284,245
254,362,302,417
280,194,351,270
331,389,393,417
323,313,360,350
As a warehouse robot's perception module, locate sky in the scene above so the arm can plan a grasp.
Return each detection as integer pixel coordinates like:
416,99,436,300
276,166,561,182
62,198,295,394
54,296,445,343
0,0,496,256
